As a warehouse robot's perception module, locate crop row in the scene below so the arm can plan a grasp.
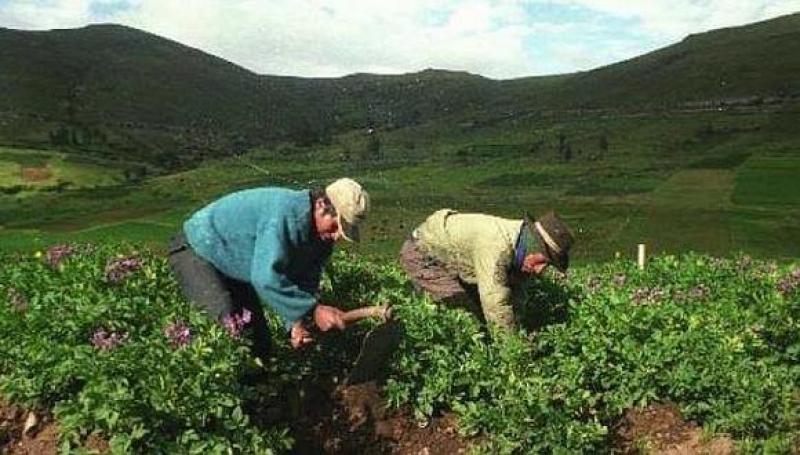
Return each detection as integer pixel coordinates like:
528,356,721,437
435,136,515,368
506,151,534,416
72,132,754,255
1,243,799,452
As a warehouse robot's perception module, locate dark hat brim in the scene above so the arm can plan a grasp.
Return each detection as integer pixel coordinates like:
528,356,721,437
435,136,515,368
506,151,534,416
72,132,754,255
525,212,570,273
546,244,569,273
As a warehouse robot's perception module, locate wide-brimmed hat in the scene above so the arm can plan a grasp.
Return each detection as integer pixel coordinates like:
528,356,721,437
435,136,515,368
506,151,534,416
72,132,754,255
524,211,575,272
325,178,370,242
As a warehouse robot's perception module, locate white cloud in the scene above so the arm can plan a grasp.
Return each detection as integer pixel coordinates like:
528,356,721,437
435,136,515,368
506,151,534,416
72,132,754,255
0,0,93,29
107,0,543,78
549,0,800,37
1,0,798,78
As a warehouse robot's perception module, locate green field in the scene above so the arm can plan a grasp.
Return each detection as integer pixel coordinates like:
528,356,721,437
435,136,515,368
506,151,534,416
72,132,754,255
0,147,126,195
0,107,798,262
733,156,800,207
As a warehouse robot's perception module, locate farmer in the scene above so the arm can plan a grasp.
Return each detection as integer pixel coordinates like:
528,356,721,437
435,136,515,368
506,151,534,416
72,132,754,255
399,209,574,332
168,178,370,360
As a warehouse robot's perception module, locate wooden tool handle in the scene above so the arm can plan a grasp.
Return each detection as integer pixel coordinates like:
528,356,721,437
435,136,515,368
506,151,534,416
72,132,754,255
341,305,390,325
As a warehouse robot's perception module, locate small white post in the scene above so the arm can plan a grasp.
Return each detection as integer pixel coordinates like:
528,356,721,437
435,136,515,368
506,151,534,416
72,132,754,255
637,243,646,270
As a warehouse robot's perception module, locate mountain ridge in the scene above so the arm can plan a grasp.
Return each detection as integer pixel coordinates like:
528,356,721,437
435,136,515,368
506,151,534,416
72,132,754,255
1,12,798,167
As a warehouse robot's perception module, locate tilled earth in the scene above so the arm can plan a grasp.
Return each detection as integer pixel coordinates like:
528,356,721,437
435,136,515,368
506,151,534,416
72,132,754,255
287,381,468,454
0,399,60,455
613,403,734,454
1,382,469,455
3,393,739,454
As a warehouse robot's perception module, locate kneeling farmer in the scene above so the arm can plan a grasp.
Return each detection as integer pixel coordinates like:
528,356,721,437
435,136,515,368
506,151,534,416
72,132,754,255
168,178,370,359
400,209,574,332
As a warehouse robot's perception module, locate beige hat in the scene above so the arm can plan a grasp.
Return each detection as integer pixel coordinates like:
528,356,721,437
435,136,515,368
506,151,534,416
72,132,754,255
325,178,370,242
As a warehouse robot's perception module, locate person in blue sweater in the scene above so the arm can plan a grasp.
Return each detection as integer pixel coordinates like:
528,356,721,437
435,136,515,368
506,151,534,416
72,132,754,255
168,178,370,360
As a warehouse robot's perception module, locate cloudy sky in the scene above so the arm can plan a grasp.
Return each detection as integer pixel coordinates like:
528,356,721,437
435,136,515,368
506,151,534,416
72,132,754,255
1,0,798,79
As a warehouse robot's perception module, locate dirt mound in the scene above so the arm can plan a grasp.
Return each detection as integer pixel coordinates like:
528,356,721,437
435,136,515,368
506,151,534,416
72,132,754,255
614,403,734,454
0,400,108,455
290,381,469,454
0,400,59,455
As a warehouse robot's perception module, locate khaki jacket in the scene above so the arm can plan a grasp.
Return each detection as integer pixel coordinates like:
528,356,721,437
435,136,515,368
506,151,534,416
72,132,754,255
414,209,526,329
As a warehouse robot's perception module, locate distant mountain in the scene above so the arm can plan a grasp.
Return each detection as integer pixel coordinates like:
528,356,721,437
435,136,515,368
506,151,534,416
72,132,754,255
1,13,798,168
502,12,800,109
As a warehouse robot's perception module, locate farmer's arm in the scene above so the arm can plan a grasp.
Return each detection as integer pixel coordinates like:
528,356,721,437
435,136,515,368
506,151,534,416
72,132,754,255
250,220,317,333
473,251,516,331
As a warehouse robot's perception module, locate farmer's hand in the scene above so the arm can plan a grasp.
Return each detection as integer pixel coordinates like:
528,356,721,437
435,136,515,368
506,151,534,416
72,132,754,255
313,304,346,331
290,321,313,349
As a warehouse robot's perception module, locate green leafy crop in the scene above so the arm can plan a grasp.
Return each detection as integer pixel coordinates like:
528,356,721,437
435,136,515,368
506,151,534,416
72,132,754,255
1,244,799,453
0,244,289,453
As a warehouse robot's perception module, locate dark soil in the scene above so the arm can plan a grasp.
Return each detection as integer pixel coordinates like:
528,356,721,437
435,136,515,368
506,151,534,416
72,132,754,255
613,403,734,454
3,380,469,455
0,400,107,455
4,393,742,454
0,399,60,455
264,380,469,454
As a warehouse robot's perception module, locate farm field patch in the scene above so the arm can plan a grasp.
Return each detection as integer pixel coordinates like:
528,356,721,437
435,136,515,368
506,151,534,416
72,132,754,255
732,156,800,208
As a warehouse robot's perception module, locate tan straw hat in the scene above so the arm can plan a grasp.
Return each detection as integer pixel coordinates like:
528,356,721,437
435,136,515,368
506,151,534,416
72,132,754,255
325,178,370,242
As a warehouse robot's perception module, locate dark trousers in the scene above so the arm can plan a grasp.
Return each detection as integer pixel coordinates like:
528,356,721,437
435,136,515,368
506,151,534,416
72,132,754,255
168,234,272,362
398,237,486,325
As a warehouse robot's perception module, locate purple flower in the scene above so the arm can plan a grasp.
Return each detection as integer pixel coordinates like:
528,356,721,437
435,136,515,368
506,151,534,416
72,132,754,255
586,277,602,292
222,309,253,339
164,321,192,348
689,284,710,300
91,328,129,351
736,255,753,272
631,287,666,305
45,244,76,269
240,308,252,324
777,268,800,296
6,287,28,311
105,255,143,284
709,257,728,269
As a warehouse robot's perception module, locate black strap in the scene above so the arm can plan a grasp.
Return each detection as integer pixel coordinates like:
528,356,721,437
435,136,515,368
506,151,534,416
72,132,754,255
167,233,191,255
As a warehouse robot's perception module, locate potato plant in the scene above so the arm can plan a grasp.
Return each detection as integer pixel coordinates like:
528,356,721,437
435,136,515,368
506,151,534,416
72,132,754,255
0,244,291,453
1,243,799,453
328,252,800,453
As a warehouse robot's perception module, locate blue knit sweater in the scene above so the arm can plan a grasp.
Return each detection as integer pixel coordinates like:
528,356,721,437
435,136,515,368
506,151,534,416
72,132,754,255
183,187,332,330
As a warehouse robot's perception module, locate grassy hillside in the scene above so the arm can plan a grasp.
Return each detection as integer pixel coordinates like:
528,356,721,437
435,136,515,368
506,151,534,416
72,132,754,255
503,13,800,109
1,101,798,262
0,146,126,195
1,13,799,169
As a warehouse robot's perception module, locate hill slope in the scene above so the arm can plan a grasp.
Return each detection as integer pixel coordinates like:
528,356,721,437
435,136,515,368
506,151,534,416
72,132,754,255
503,12,800,109
0,13,799,166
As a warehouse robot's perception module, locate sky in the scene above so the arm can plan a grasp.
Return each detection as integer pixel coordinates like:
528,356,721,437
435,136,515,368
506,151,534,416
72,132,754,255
1,0,798,79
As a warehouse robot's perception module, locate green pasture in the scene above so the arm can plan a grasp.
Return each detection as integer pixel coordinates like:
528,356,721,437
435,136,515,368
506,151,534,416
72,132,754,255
0,147,125,193
733,156,800,207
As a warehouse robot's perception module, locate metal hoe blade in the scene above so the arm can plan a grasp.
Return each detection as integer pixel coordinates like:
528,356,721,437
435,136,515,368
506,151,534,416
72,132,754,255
345,319,402,385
